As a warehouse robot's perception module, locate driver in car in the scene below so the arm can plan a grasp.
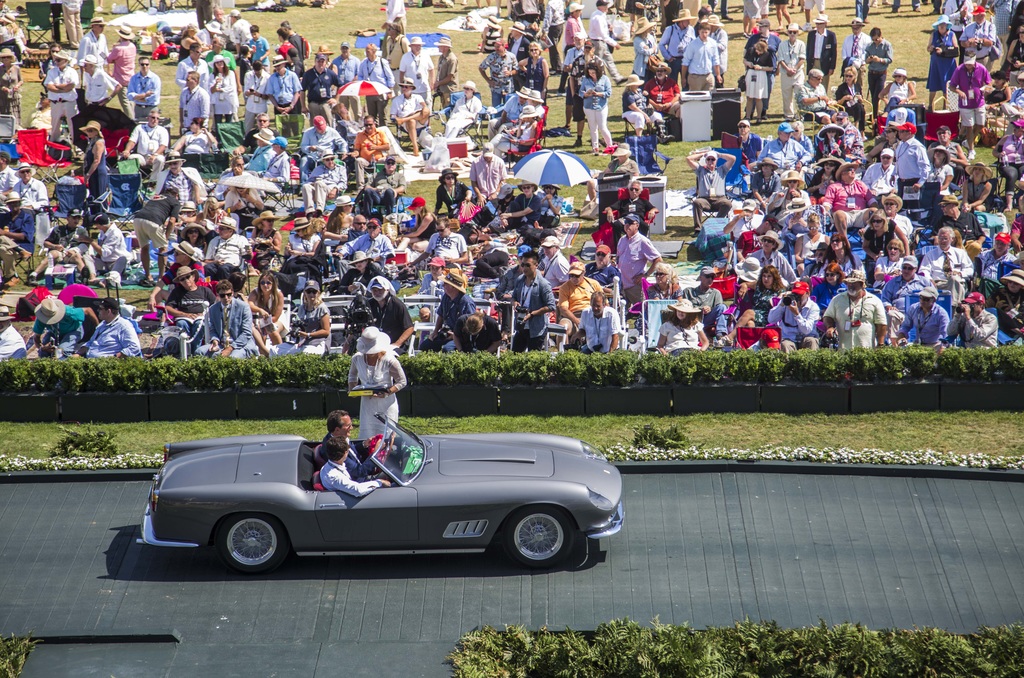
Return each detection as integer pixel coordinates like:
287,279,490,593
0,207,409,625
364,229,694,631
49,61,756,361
321,438,391,497
318,410,378,480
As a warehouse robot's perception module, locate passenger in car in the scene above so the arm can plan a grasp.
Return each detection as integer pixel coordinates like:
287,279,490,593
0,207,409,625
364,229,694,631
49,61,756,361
320,437,390,497
317,409,377,480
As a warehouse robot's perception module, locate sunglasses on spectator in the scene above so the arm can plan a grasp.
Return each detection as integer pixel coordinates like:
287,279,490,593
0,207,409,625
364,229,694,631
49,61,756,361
655,271,668,276
259,280,273,286
304,289,317,295
596,252,607,257
629,186,641,191
902,265,916,270
871,219,885,224
219,293,233,299
825,272,839,277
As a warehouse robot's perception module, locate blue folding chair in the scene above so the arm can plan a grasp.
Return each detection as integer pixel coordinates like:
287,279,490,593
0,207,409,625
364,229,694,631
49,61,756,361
105,173,143,230
626,135,671,175
51,182,88,227
717,148,747,195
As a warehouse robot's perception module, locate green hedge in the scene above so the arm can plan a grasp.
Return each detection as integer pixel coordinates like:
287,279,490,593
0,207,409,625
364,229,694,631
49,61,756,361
448,619,1024,678
2,346,1024,393
0,634,35,678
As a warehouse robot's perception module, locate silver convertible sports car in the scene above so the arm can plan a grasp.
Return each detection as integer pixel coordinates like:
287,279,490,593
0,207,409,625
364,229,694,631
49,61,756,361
138,418,624,574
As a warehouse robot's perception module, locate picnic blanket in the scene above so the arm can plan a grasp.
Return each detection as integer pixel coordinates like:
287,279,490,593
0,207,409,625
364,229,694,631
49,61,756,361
559,221,580,249
354,33,451,57
438,7,500,32
107,10,197,30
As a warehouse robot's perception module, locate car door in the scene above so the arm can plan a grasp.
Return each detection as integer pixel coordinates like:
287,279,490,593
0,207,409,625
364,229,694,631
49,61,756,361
314,486,418,545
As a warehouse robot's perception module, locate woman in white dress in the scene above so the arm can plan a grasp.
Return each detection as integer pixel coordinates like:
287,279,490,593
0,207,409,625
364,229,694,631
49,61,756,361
209,55,239,132
443,81,483,139
348,326,407,439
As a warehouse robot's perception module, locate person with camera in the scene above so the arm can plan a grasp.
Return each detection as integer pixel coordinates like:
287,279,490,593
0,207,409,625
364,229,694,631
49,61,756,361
822,269,888,349
945,291,998,348
420,269,476,352
895,285,949,350
367,276,414,353
454,311,502,354
510,250,556,352
275,280,332,356
767,280,820,353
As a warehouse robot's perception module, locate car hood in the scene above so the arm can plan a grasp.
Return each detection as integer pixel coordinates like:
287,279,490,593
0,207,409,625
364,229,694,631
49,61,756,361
431,434,567,478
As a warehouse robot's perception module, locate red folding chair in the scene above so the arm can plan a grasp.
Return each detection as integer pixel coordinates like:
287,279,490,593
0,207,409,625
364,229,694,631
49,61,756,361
505,106,547,166
15,129,72,183
710,274,737,302
924,111,960,142
607,186,657,231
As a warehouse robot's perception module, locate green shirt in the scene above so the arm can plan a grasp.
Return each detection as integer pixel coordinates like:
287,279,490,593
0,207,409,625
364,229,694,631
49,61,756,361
33,306,85,337
205,49,237,71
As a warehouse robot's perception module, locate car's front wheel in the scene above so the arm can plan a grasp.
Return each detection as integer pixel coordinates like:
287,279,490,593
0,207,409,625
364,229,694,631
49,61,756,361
215,513,291,574
503,506,576,568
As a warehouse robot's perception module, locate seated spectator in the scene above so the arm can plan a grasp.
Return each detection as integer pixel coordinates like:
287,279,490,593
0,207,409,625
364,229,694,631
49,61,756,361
767,280,820,352
245,128,276,174
340,218,395,265
962,162,993,212
724,261,783,347
391,80,430,157
646,261,683,300
418,257,448,296
356,156,407,217
751,230,797,285
798,69,833,123
367,276,414,352
821,162,875,236
723,199,768,260
275,280,332,356
794,211,828,277
237,113,273,155
920,226,974,305
896,286,950,350
577,291,620,354
320,436,390,496
32,298,85,358
454,310,502,353
584,244,622,290
862,148,898,196
166,265,217,354
994,269,1024,340
396,197,438,253
687,149,736,230
812,263,847,312
605,178,658,240
199,279,259,357
247,271,288,356
408,218,470,271
338,251,384,292
557,261,603,343
946,291,998,348
825,232,862,276
872,237,907,287
173,117,219,155
121,108,169,175
655,299,708,354
0,193,34,286
879,255,928,334
348,116,390,187
302,152,347,215
443,81,483,139
421,269,476,352
805,241,831,280
879,193,912,238
262,136,291,184
74,297,141,358
501,181,544,233
977,233,1016,298
148,240,207,310
155,151,207,204
29,209,89,285
510,251,555,352
435,169,472,219
299,114,345,177
834,110,865,158
749,158,781,214
204,218,250,281
491,104,542,159
539,236,569,288
0,304,26,360
933,195,986,260
682,266,728,340
584,143,640,202
281,216,325,282
860,207,909,279
85,215,131,280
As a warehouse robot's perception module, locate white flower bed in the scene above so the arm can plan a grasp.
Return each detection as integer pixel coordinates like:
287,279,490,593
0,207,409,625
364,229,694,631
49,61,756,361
2,447,1022,473
604,445,1024,470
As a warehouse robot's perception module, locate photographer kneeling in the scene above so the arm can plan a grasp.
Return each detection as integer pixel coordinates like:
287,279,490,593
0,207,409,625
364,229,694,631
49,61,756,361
766,280,820,353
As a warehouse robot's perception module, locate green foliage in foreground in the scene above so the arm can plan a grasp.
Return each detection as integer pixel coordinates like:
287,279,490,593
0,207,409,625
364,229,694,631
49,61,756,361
5,346,1024,393
50,426,120,459
448,619,1024,678
0,635,36,678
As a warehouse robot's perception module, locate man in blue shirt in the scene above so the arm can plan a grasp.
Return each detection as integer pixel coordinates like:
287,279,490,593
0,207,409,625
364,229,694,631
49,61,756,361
419,269,476,352
757,122,809,170
881,254,930,337
264,54,302,116
301,49,343,126
0,193,35,285
126,57,161,121
658,12,694,85
584,244,622,289
356,43,394,126
76,298,141,358
680,22,722,91
333,41,363,119
896,286,949,349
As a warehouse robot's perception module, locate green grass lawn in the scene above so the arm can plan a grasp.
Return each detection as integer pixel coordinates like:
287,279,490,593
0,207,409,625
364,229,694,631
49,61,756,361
5,411,1022,461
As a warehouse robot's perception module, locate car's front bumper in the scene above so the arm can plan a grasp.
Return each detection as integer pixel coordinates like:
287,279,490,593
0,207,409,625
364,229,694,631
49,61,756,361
136,506,200,548
585,500,624,539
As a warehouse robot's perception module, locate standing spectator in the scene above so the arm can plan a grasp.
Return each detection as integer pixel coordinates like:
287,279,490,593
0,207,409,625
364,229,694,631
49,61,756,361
81,54,120,111
632,17,658,79
688,150,737,230
81,120,108,201
507,251,555,352
176,43,211,91
126,57,161,122
434,37,459,108
265,54,302,116
949,54,991,161
841,18,868,93
225,10,251,53
616,214,662,304
559,2,585,95
962,6,1000,71
865,28,892,121
132,188,180,285
806,15,836,91
178,71,211,128
822,269,888,348
106,26,136,118
479,40,518,107
518,41,549,101
248,24,270,67
386,0,407,34
333,42,362,119
77,17,108,68
199,280,259,358
241,60,268,133
778,24,806,122
927,15,959,111
659,11,694,86
43,50,77,143
279,21,307,75
470,143,508,206
681,20,723,91
399,36,435,102
580,61,613,155
894,122,930,208
209,56,238,132
62,0,81,50
743,40,774,122
382,23,410,93
357,43,393,127
589,0,626,84
0,49,20,124
301,46,341,127
544,0,566,77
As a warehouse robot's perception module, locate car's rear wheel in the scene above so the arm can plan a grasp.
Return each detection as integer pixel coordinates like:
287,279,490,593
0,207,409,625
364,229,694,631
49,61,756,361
215,513,290,574
503,506,576,568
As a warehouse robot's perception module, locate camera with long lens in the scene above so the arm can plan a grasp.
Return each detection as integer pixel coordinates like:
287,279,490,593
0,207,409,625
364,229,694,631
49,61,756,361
782,295,795,306
341,286,375,354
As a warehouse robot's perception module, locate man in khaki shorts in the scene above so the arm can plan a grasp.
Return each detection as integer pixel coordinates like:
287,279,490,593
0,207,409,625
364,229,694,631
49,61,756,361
133,187,182,286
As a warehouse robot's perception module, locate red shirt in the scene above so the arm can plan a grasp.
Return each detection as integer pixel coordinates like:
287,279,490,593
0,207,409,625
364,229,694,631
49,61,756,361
643,77,680,106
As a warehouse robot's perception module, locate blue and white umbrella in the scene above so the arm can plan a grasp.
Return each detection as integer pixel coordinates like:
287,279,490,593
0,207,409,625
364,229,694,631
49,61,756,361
512,149,593,187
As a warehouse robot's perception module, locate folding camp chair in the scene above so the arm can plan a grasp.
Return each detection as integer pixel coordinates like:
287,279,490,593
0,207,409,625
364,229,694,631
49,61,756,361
505,108,546,167
182,152,230,180
626,135,670,175
274,113,305,149
924,111,960,142
641,299,674,351
216,121,245,154
24,2,51,46
51,182,88,227
434,90,483,140
105,173,143,230
16,128,72,183
79,0,95,28
0,114,16,142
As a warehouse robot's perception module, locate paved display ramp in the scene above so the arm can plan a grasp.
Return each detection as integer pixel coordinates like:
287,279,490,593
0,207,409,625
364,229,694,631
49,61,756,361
2,471,1023,677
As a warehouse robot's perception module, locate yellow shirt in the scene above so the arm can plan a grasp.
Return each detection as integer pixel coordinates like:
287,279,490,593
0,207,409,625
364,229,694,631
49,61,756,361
558,276,602,315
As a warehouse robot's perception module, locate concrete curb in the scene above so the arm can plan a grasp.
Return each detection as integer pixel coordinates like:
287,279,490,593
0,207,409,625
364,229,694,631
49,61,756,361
33,630,181,644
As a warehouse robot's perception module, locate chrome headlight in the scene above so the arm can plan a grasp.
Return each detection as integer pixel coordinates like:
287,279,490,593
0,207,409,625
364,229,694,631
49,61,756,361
580,442,607,462
587,488,615,511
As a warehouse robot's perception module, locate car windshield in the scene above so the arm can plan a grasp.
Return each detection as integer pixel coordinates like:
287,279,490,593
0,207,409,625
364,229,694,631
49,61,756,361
369,417,427,486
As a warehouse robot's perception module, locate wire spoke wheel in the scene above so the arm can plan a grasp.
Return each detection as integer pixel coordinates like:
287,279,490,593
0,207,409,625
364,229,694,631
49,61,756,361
216,513,290,574
504,507,575,567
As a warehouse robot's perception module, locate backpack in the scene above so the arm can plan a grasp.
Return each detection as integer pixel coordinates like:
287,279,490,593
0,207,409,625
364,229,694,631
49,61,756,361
14,286,52,321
